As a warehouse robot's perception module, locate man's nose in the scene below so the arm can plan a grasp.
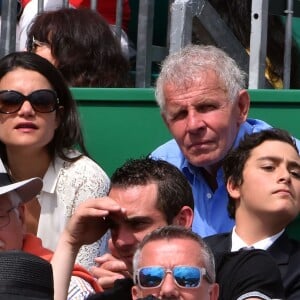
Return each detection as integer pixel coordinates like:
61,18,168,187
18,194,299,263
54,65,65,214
277,166,291,183
186,110,205,133
113,226,136,247
159,273,180,298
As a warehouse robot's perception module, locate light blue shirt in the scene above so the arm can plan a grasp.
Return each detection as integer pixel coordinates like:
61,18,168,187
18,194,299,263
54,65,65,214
151,118,300,237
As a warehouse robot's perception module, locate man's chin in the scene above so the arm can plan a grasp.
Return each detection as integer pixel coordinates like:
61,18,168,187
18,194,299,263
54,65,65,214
184,151,222,169
185,155,213,168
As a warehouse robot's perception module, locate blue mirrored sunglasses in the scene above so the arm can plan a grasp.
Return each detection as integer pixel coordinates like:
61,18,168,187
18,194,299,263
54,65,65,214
135,265,209,289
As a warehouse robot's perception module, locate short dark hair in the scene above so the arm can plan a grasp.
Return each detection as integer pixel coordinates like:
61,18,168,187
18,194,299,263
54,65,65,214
0,51,88,162
110,158,194,224
27,7,131,87
224,128,298,218
133,225,216,283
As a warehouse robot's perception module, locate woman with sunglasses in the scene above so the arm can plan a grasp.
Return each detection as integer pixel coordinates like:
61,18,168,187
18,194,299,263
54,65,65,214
0,51,110,270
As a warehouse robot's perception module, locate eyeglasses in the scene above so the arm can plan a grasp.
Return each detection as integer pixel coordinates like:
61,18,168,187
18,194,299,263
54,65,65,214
28,36,51,52
0,207,17,229
135,265,211,289
0,89,59,114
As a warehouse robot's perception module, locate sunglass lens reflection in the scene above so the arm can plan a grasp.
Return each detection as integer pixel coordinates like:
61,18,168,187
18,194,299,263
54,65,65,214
140,267,165,288
174,266,201,287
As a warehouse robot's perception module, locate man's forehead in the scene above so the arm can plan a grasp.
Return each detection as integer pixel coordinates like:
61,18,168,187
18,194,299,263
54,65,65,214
140,239,203,264
164,69,226,92
249,140,300,161
109,183,158,206
108,213,153,225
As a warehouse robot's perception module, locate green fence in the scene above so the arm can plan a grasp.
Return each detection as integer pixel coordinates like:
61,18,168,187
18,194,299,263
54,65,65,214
72,88,300,239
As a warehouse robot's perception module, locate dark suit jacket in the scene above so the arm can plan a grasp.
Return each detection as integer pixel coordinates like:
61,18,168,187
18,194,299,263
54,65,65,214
204,231,300,300
214,249,284,300
87,278,133,300
87,278,159,300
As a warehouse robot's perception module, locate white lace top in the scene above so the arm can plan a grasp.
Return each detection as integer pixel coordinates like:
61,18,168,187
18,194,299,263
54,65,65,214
36,150,110,269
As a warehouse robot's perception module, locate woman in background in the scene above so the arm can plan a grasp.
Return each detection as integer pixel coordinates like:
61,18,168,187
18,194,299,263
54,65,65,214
22,7,132,87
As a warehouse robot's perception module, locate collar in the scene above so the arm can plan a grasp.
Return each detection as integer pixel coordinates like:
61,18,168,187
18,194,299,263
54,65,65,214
231,226,285,251
42,150,81,193
182,160,224,184
42,156,64,193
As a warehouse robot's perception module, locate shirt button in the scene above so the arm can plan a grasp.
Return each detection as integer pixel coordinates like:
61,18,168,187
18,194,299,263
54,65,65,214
207,193,212,199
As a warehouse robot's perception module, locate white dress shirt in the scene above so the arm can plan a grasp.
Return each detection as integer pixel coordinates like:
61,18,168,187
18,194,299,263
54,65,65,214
231,226,285,252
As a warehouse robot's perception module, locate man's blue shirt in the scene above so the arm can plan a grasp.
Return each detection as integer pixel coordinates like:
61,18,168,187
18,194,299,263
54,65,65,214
151,118,300,237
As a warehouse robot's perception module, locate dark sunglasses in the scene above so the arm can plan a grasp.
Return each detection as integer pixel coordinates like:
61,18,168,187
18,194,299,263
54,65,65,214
135,265,210,289
0,89,59,114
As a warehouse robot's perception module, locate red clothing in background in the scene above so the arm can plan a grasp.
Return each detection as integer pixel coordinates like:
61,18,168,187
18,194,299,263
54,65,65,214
21,0,131,32
22,233,102,293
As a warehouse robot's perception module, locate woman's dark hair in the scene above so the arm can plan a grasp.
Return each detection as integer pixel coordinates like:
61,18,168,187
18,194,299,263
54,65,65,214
0,51,88,163
26,7,131,87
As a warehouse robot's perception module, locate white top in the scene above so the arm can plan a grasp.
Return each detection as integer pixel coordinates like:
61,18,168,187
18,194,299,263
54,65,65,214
37,150,110,269
17,0,67,51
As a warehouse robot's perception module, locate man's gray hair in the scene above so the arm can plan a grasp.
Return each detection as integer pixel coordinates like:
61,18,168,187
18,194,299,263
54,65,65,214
155,44,247,112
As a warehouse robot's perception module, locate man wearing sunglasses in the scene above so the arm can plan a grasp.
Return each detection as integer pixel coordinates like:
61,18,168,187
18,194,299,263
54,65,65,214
131,225,219,300
132,226,285,300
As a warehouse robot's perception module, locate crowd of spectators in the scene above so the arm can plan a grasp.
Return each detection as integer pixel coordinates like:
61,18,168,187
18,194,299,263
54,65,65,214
0,2,300,300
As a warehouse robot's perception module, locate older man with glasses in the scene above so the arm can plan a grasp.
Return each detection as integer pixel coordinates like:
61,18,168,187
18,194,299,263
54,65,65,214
0,159,101,299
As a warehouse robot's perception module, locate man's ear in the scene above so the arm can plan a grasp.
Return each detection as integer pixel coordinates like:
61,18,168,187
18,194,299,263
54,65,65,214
209,283,220,300
236,89,250,126
131,285,140,300
227,177,241,200
172,206,194,229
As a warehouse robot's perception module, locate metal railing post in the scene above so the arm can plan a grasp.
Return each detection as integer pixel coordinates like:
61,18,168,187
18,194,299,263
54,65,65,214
283,0,294,89
0,0,17,57
248,0,269,88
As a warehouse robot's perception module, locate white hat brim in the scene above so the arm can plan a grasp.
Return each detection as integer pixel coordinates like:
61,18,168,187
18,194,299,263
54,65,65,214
0,177,43,203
